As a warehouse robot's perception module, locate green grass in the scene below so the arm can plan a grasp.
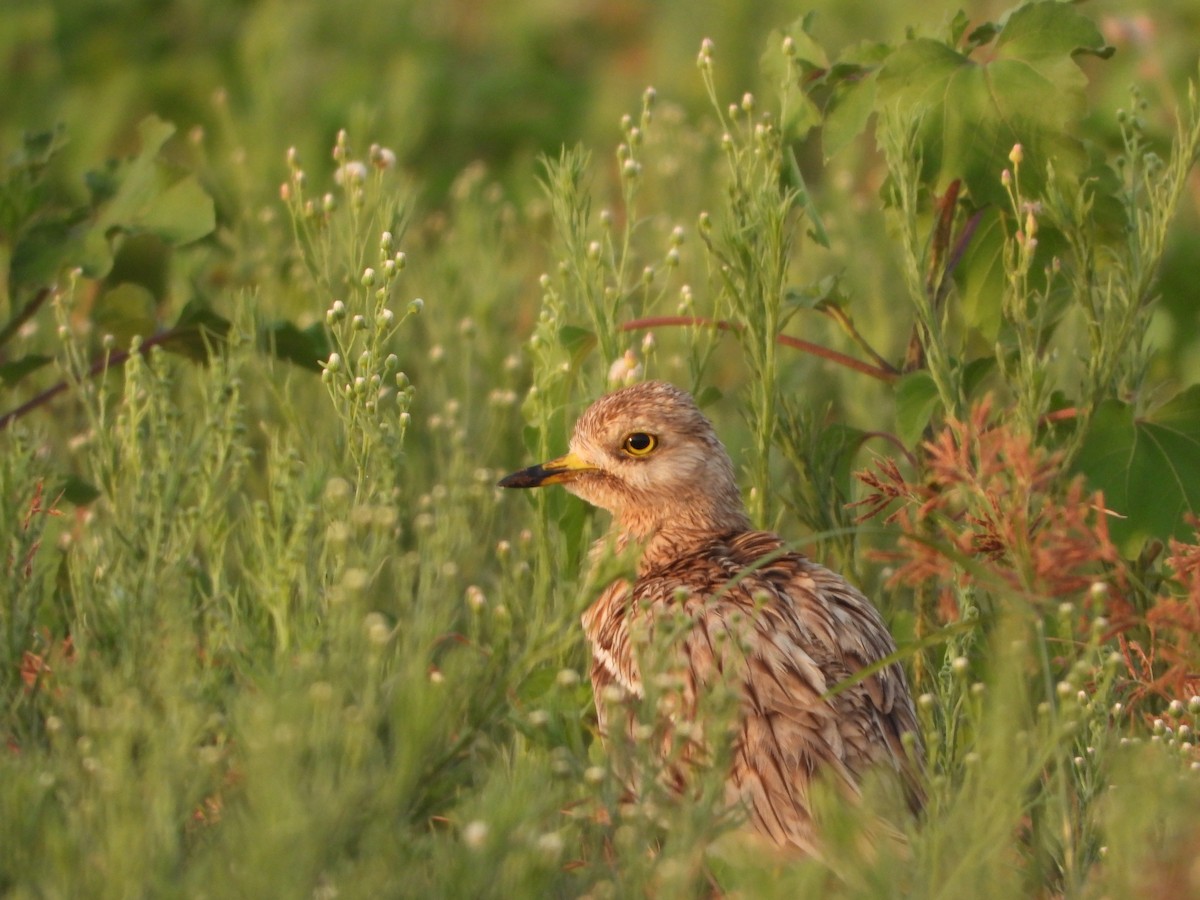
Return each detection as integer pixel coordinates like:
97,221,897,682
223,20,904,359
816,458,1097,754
3,1,1200,896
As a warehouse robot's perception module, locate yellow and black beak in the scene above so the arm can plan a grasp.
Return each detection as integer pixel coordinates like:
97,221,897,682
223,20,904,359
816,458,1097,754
498,451,597,489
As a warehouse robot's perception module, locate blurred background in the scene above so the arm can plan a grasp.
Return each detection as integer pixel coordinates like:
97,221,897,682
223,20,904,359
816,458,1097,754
4,0,1198,196
4,0,1198,376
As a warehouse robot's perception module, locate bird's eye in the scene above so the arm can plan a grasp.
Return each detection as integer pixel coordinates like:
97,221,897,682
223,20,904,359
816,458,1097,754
621,432,658,457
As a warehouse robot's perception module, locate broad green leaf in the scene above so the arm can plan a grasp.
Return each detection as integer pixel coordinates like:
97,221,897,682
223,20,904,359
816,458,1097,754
9,213,87,295
995,1,1115,87
823,74,876,161
93,282,157,344
953,211,1006,340
895,370,941,447
83,116,216,277
92,116,177,230
761,16,826,139
962,356,996,399
0,354,52,387
876,1,1112,208
1073,388,1200,549
259,320,332,372
137,175,216,246
765,13,826,73
816,41,891,160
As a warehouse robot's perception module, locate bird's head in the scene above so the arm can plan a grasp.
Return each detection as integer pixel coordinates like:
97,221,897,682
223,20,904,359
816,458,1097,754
499,381,749,540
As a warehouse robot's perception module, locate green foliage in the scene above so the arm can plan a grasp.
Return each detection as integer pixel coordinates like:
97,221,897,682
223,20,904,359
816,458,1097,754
1074,388,1200,550
2,0,1200,897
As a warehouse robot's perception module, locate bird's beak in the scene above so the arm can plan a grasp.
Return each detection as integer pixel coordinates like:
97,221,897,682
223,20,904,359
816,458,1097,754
498,451,597,489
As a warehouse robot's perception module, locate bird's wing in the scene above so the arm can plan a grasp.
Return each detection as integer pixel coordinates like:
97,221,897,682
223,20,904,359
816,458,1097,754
647,531,922,849
582,577,642,749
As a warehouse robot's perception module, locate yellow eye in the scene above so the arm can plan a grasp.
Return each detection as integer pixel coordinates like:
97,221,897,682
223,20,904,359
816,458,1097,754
622,432,658,457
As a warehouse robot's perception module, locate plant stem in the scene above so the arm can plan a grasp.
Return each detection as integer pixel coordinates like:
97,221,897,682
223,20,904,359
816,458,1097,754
619,316,898,383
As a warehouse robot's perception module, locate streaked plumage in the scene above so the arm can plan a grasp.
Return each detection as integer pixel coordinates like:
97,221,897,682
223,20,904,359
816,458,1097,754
499,380,921,854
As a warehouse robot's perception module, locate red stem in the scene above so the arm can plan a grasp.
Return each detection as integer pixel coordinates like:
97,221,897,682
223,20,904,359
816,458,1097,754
1039,407,1081,426
619,316,898,383
0,329,178,430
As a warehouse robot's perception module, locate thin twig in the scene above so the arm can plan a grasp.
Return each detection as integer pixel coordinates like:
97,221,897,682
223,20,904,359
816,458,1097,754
619,316,898,383
0,329,178,430
860,430,920,468
1038,407,1081,426
0,287,52,351
816,303,899,375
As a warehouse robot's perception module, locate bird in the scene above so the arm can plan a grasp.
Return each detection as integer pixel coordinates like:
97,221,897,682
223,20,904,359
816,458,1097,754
499,380,922,855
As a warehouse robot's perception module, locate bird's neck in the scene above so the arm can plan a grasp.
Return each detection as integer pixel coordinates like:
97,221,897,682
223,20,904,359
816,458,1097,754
616,498,751,572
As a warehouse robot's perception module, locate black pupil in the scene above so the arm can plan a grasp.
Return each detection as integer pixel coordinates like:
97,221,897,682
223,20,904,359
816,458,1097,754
627,433,652,451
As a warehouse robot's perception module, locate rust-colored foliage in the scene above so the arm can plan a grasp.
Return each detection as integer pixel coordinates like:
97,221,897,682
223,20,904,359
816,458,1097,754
855,400,1120,622
856,403,1200,717
20,634,75,695
12,483,72,701
1117,521,1200,706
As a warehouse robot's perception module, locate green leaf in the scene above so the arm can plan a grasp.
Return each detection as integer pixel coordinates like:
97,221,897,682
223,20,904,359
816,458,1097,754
875,1,1112,207
995,1,1115,85
82,116,216,278
895,370,942,447
823,74,876,161
59,475,102,506
0,354,52,387
137,175,216,246
1073,389,1200,550
762,15,825,139
962,356,996,399
258,320,332,372
953,211,1006,340
8,213,87,295
93,282,157,344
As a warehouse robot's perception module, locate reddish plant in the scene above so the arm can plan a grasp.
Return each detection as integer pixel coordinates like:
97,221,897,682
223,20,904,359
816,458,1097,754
1118,522,1200,706
855,400,1122,623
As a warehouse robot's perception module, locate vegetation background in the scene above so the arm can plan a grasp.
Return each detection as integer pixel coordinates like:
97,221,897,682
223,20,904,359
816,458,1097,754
2,0,1200,896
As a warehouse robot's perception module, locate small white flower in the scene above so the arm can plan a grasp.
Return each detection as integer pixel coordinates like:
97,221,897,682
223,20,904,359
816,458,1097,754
536,831,564,859
465,585,487,610
463,820,489,849
371,145,397,170
335,161,368,185
607,349,642,386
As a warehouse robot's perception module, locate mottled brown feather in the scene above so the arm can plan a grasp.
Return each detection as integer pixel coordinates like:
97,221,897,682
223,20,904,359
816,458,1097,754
501,381,922,855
